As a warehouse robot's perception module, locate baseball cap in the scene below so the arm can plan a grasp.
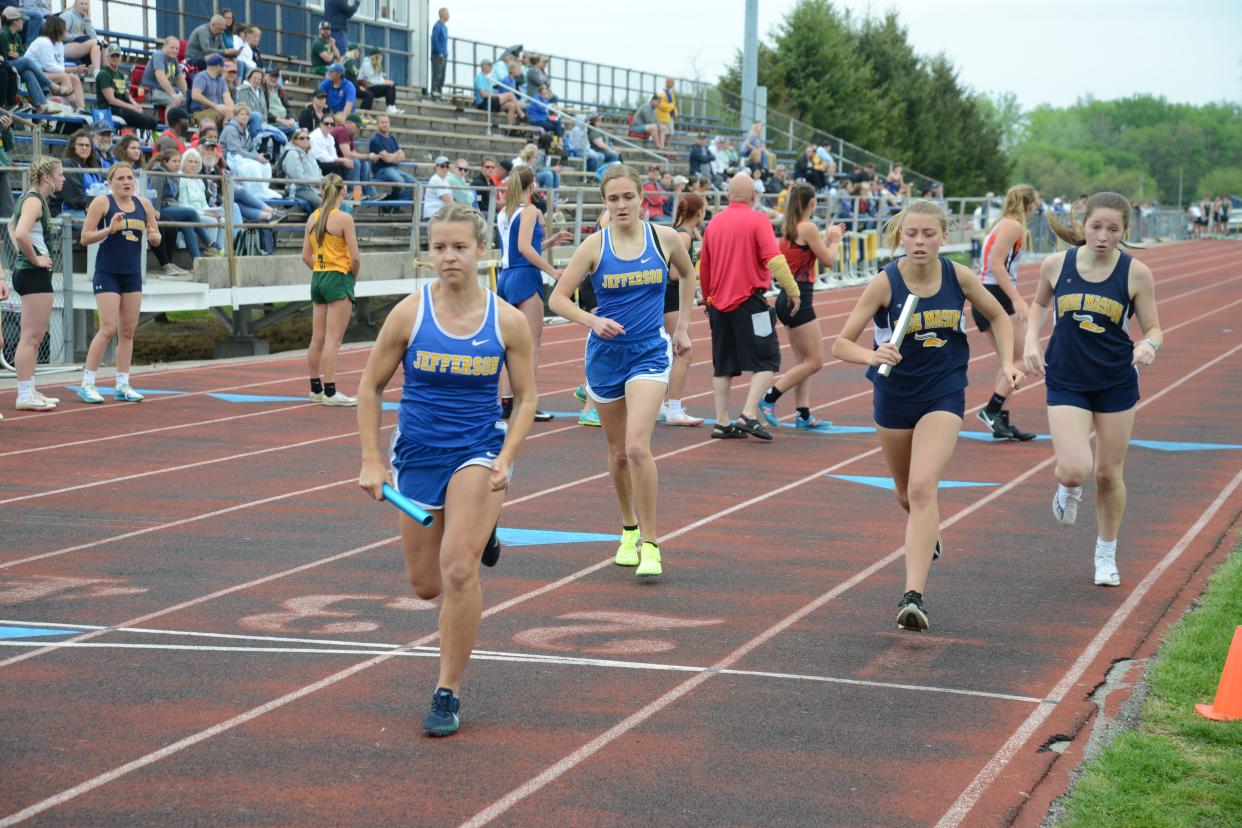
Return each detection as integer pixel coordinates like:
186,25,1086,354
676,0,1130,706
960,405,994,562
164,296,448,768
91,120,114,135
105,43,122,57
434,155,450,166
2,7,26,21
312,90,327,99
327,62,344,75
346,113,363,127
206,54,225,67
264,66,281,78
200,138,218,148
319,20,331,29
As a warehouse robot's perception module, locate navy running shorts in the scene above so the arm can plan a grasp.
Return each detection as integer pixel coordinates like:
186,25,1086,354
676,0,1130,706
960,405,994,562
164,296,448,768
93,269,143,295
873,388,966,430
1046,371,1139,414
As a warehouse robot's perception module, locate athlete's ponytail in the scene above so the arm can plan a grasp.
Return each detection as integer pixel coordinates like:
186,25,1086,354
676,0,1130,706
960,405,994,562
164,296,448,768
781,182,816,243
996,183,1037,228
28,155,62,189
1047,191,1131,247
504,166,534,221
315,174,345,247
673,193,705,229
883,199,949,252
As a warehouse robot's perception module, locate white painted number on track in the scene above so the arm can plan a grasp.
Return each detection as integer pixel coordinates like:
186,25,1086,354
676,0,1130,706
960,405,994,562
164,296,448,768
238,594,435,635
0,576,148,606
514,611,723,655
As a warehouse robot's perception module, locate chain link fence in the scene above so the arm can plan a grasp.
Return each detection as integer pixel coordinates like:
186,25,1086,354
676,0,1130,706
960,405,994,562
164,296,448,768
1,215,73,374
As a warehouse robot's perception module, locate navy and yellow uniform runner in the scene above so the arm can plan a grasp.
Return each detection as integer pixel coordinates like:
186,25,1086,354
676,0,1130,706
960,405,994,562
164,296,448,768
866,256,970,429
390,283,508,510
584,222,673,403
1044,247,1139,413
309,209,356,304
497,204,545,306
93,195,147,295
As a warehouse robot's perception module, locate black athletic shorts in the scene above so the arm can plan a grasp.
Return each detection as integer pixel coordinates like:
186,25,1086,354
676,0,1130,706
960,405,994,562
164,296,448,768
972,282,1014,332
775,280,817,329
708,291,780,377
575,278,597,312
663,278,681,314
475,97,503,113
13,267,53,295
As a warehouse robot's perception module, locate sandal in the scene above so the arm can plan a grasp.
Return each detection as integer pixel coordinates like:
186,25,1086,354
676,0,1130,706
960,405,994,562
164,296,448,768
711,423,748,439
734,415,774,441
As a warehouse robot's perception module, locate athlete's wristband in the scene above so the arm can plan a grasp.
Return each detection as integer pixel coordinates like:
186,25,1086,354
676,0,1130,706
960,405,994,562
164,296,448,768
1142,337,1161,352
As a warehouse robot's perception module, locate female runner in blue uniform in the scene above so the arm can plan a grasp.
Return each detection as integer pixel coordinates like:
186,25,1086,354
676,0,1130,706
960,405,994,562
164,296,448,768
357,204,537,737
77,163,162,404
1023,192,1162,587
832,200,1022,630
549,165,695,578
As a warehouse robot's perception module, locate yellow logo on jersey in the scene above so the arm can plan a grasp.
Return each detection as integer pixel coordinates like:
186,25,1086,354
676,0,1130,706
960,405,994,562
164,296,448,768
1072,312,1106,334
914,331,947,348
1058,293,1123,325
411,350,500,376
600,268,664,289
904,308,962,335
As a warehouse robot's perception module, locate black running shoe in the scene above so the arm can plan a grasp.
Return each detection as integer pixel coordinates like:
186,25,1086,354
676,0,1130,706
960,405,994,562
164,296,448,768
533,409,554,422
976,408,1015,440
734,414,773,441
424,687,460,736
933,534,943,562
482,525,501,567
999,411,1036,441
896,590,930,631
500,396,514,420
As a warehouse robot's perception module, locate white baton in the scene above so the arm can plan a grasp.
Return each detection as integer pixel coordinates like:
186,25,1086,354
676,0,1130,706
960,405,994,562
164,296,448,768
877,295,920,378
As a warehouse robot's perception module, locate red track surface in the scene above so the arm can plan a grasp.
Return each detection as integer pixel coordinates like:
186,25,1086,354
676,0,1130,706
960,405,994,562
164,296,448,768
1,240,1240,826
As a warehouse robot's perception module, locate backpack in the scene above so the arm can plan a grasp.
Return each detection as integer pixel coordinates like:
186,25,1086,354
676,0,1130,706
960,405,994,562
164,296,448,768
272,146,291,186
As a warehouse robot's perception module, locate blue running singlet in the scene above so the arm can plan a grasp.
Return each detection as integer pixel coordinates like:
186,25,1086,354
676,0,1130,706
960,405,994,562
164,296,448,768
396,283,508,451
1044,247,1135,392
504,204,543,271
866,256,970,400
588,222,667,344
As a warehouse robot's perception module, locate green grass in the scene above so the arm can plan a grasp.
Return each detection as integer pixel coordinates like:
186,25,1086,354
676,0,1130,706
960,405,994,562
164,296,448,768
944,251,972,266
1058,541,1242,827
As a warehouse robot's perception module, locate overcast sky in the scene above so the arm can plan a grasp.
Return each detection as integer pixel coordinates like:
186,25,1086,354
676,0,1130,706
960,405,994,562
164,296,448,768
448,0,1241,111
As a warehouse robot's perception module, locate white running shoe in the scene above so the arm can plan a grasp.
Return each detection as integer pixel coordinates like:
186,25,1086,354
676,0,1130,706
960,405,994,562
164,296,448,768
308,391,325,403
1094,554,1120,586
114,384,145,402
34,390,60,404
663,409,704,427
77,383,105,404
386,105,404,114
657,404,669,423
1052,487,1081,525
16,396,57,411
322,391,357,407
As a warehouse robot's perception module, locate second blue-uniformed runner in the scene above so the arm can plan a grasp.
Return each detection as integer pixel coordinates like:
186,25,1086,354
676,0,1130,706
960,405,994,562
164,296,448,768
832,200,1022,631
357,204,537,738
1024,192,1162,589
549,165,694,579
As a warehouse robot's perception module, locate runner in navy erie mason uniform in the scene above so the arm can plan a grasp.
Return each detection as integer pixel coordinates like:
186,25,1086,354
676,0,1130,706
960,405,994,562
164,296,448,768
549,164,695,580
357,205,537,738
832,200,1022,631
1024,192,1163,589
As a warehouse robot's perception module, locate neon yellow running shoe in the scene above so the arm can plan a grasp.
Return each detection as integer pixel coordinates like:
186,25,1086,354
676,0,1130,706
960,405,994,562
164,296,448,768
635,541,662,577
614,528,640,566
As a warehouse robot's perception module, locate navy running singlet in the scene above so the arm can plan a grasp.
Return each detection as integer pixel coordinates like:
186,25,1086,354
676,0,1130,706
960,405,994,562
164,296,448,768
589,222,668,343
95,195,146,276
866,256,970,400
1044,247,1135,391
397,283,508,449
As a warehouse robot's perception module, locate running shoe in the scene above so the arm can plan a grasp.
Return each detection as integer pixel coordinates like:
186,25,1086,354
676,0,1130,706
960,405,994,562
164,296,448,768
482,526,501,567
1094,553,1120,587
999,411,1036,442
896,590,929,631
34,391,60,404
423,687,461,736
322,392,357,407
976,408,1015,440
15,396,56,411
114,384,144,402
1052,487,1081,526
578,409,600,427
308,390,325,403
657,404,668,423
758,398,779,427
533,409,553,422
663,409,703,427
933,534,943,562
573,384,588,403
795,414,831,430
615,528,641,567
77,384,105,404
734,414,773,441
635,541,662,577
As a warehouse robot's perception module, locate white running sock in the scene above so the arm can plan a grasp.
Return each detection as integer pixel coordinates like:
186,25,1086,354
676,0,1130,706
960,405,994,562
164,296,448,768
82,369,96,386
116,372,129,388
16,380,33,401
1095,538,1117,556
1057,484,1082,505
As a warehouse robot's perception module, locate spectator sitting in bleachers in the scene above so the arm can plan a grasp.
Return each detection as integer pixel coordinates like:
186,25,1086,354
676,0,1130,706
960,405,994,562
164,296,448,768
142,35,187,110
794,144,825,191
297,89,329,132
26,16,84,111
190,119,218,149
631,96,660,146
814,146,836,185
157,106,191,153
512,141,556,194
95,43,158,131
526,84,561,137
688,133,713,178
447,158,476,207
54,127,105,215
564,115,596,170
220,104,268,168
585,111,619,167
741,121,768,170
309,20,340,77
524,54,548,100
18,1,52,49
641,163,669,221
332,112,374,199
58,0,101,80
186,14,238,71
190,54,233,127
473,59,521,127
367,113,415,203
472,155,502,214
236,67,275,134
319,63,357,117
1,7,53,113
91,120,114,166
147,148,214,271
358,48,402,115
308,112,346,177
199,136,282,224
422,154,454,218
111,133,143,167
178,146,243,250
279,128,324,210
261,67,298,134
655,77,676,148
235,24,263,78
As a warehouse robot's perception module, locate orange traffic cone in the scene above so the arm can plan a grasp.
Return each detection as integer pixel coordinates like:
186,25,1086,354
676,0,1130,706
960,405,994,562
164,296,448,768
1196,625,1242,721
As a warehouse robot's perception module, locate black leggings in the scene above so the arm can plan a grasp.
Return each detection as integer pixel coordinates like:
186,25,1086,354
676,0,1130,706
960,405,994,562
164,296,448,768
365,83,396,109
112,106,159,131
0,64,18,108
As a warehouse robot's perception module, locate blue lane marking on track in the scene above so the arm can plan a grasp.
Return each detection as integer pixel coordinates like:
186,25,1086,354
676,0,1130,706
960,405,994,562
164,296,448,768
0,625,80,640
63,386,185,395
959,430,1052,442
497,528,618,546
1130,439,1242,452
210,392,400,410
827,474,999,491
547,412,874,435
